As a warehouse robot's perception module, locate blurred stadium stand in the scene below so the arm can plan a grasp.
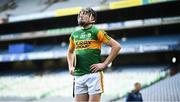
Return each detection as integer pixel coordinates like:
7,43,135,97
120,72,180,102
0,0,180,33
0,0,180,102
141,73,180,101
0,34,179,62
0,65,170,102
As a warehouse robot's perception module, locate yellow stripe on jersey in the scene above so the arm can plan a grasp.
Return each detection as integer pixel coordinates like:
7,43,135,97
97,31,111,44
69,37,75,49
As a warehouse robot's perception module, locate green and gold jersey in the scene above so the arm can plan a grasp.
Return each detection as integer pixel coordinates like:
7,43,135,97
69,25,111,76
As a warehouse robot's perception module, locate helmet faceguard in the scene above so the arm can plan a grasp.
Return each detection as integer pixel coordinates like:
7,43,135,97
77,8,96,27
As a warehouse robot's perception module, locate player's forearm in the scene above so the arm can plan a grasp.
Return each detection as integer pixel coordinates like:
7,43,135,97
103,43,121,67
67,52,74,69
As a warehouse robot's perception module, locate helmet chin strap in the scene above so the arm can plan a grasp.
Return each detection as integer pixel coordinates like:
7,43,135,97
88,14,95,23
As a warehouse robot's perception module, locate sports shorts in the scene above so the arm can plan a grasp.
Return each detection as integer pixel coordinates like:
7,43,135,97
74,71,104,95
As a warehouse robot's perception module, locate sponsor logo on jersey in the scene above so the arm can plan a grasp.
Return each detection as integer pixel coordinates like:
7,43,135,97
75,40,94,49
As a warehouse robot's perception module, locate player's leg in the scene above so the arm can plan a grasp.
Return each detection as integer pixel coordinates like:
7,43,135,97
87,72,104,102
75,93,89,102
89,93,101,102
74,75,89,102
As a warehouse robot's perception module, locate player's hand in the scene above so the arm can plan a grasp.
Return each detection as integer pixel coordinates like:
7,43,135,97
69,67,75,75
90,63,107,73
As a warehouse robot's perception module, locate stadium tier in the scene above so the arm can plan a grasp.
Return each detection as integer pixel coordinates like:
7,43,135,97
0,65,169,101
0,0,176,23
0,35,179,62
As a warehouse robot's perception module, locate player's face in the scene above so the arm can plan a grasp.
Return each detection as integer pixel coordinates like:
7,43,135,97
78,10,91,26
79,11,90,22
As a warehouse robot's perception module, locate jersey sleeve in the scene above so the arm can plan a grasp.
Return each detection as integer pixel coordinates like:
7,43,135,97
69,34,75,49
97,30,111,44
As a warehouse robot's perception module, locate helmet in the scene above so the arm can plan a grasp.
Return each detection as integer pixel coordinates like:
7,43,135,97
77,8,97,26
